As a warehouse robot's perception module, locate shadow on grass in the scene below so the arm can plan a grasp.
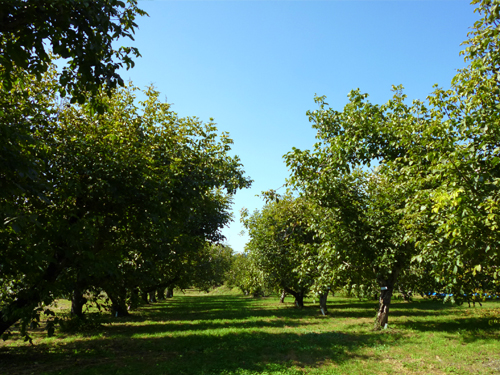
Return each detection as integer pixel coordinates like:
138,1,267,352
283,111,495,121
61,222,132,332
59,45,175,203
0,327,388,375
96,318,322,337
1,295,498,375
122,295,336,322
0,295,397,375
397,317,500,340
131,296,466,323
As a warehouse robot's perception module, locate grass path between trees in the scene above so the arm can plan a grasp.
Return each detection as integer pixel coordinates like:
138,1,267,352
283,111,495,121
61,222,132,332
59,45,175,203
1,292,499,375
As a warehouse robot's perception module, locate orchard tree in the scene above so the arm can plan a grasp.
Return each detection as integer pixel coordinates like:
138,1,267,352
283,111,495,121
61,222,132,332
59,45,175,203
396,0,500,299
241,194,317,307
0,67,63,338
286,143,415,327
191,244,234,292
0,70,251,336
1,0,149,324
1,1,148,277
285,0,500,329
226,252,271,297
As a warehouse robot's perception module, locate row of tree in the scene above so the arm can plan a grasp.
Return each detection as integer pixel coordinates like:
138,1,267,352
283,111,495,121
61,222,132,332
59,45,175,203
0,1,251,340
2,0,499,338
240,0,500,330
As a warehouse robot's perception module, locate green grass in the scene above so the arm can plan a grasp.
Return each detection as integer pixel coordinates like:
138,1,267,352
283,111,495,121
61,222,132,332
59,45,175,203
1,292,499,375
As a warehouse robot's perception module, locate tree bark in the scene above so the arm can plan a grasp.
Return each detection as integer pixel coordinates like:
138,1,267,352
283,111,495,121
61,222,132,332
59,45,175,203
374,269,400,330
110,299,129,317
0,295,38,337
0,317,18,338
294,293,304,308
106,286,129,317
156,288,165,301
148,291,157,303
140,290,149,304
284,288,304,308
128,287,140,310
319,290,329,315
166,288,173,298
71,283,87,319
279,290,287,303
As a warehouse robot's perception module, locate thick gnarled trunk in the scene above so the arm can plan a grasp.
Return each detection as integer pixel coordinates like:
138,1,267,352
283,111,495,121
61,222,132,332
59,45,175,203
71,284,87,319
285,288,305,308
166,288,174,298
148,291,157,303
374,269,400,331
319,290,329,315
279,290,286,303
156,288,165,301
105,286,129,317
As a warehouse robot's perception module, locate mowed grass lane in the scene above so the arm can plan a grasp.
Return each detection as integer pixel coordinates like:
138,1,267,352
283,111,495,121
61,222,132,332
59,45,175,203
1,292,499,375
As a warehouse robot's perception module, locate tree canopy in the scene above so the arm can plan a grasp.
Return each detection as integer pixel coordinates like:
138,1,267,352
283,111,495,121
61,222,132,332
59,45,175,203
0,65,251,338
279,0,500,328
0,0,147,106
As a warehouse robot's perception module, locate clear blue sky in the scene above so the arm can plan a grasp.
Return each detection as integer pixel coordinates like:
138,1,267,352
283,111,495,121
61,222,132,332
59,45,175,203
119,0,478,253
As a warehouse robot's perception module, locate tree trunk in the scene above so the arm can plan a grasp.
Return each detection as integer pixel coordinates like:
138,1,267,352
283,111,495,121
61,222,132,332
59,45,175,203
279,290,287,303
156,288,165,301
166,288,174,298
284,288,304,308
141,290,149,304
0,295,36,337
319,290,329,315
128,287,140,310
71,283,87,319
148,291,157,303
294,293,304,308
111,299,129,317
0,317,18,338
374,269,400,330
106,287,129,317
399,287,412,302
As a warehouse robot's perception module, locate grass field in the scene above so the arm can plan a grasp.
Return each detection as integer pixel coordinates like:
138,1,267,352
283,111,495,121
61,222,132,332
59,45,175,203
1,290,499,375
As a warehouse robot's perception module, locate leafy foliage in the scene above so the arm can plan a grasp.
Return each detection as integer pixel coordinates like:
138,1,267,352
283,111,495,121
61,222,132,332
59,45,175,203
241,194,317,305
283,0,500,328
0,0,147,107
0,66,251,336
